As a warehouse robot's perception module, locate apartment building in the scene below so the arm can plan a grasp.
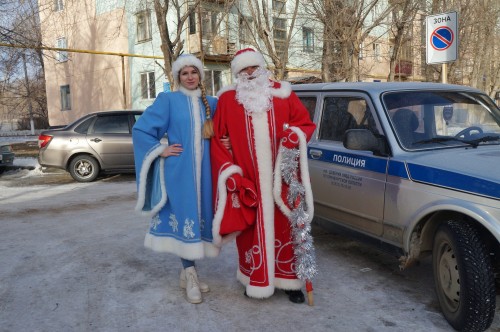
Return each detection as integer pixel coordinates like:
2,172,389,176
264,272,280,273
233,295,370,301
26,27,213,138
38,0,130,126
38,0,425,126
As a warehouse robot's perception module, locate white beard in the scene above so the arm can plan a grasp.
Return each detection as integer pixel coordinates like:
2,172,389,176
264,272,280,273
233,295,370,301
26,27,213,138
235,68,273,116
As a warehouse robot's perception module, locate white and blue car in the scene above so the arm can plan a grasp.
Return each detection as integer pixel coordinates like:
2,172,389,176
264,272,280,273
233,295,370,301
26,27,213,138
293,82,500,332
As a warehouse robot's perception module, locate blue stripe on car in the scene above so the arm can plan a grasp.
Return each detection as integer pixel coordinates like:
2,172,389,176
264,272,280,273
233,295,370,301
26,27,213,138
407,164,500,199
308,147,499,199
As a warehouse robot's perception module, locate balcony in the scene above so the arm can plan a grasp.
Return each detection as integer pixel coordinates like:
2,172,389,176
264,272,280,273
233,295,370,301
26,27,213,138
395,60,413,76
188,34,234,61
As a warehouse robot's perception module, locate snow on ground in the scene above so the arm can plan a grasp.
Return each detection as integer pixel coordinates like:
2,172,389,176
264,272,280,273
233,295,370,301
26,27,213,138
13,156,39,168
1,161,499,332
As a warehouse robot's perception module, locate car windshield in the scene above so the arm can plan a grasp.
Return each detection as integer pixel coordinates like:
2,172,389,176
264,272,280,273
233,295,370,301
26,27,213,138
382,90,500,150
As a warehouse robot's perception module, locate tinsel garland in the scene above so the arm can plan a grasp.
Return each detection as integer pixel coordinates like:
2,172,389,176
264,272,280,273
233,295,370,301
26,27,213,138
280,146,318,281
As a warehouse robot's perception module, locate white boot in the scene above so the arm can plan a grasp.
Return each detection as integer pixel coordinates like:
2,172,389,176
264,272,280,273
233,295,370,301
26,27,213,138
180,268,210,293
184,266,202,304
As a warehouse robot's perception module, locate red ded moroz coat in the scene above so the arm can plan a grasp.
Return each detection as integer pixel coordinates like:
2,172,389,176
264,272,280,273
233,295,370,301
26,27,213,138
211,81,316,299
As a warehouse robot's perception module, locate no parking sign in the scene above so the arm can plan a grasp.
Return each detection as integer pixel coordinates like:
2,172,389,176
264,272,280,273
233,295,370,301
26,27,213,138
426,12,458,64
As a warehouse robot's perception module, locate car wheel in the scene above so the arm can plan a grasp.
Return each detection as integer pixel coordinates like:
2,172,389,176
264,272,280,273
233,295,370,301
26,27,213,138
69,155,100,182
432,219,496,331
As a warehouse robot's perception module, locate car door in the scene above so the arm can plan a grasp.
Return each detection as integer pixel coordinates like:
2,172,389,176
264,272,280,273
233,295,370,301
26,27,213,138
303,92,388,236
87,113,134,169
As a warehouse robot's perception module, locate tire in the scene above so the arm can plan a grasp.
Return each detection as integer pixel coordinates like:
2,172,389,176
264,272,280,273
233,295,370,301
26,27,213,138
432,219,496,331
68,155,100,182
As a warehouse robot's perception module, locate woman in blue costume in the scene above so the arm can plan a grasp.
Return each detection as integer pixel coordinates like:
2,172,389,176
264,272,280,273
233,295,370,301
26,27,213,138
133,54,219,304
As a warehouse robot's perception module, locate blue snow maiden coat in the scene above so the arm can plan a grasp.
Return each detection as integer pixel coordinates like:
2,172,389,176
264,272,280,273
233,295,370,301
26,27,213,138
132,86,220,260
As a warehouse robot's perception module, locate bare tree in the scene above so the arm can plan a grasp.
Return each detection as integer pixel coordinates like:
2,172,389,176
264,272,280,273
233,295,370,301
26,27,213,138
308,0,394,82
152,0,202,86
387,0,420,81
238,0,300,80
0,0,48,129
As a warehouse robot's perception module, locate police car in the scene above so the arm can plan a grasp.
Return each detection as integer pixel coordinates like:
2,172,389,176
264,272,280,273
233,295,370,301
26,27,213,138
293,82,500,331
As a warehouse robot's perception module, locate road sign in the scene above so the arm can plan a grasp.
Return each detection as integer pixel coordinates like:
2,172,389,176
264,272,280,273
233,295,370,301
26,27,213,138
426,12,458,64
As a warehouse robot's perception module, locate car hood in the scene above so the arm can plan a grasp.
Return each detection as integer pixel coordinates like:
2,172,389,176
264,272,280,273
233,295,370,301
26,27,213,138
404,147,500,199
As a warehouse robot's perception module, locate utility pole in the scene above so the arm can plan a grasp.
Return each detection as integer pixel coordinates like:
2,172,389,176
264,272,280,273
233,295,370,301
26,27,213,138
22,52,35,135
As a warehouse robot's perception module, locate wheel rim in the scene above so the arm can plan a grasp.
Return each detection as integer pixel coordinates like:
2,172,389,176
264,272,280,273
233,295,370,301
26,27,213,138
75,160,94,179
437,242,460,312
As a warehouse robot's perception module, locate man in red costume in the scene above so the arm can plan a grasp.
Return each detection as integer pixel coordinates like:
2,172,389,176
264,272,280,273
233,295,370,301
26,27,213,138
211,48,316,303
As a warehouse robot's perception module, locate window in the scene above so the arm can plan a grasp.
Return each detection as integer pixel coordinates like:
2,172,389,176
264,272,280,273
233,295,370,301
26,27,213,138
141,72,156,99
239,15,254,43
75,117,93,134
189,8,196,34
319,97,377,142
272,0,286,13
93,115,130,134
273,17,286,55
60,85,71,111
56,38,68,62
201,10,220,37
303,27,314,53
54,0,63,11
298,96,317,121
204,70,222,96
373,43,381,61
359,43,364,59
136,11,152,42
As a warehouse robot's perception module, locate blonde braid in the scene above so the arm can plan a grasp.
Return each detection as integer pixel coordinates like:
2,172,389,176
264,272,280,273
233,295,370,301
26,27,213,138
200,83,214,138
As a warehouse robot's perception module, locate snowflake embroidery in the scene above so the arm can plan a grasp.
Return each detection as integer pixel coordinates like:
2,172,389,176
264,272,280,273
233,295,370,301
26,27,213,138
200,218,205,231
169,214,179,232
183,219,195,239
245,249,252,264
231,192,241,208
150,215,161,230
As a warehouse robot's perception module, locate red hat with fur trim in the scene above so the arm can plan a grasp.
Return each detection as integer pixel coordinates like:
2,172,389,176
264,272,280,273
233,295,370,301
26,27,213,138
231,48,266,78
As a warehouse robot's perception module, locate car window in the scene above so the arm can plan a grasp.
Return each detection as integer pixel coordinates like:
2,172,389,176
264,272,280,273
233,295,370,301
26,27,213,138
92,115,130,134
384,91,500,149
74,117,94,134
298,96,317,121
319,96,376,142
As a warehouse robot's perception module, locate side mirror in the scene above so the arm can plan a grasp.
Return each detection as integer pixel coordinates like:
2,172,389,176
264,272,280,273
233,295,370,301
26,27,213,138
343,129,388,156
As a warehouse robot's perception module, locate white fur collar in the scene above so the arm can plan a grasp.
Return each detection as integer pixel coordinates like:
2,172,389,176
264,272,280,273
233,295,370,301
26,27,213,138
216,81,292,99
178,86,201,97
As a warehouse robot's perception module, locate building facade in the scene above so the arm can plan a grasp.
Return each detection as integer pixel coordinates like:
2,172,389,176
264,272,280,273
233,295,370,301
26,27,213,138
38,0,431,126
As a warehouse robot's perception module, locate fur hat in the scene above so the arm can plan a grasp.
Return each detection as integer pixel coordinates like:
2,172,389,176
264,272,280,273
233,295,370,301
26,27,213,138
231,48,266,78
171,54,205,86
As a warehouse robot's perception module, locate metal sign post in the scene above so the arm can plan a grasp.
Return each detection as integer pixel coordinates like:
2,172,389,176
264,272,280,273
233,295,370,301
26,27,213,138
426,12,458,83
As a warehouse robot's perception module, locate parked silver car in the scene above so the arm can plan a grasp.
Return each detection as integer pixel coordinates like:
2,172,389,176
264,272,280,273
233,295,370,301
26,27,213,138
293,82,500,332
38,110,143,182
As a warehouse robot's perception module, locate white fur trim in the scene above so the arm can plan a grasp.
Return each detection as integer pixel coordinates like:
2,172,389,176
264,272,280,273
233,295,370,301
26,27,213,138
135,144,168,217
216,81,291,99
216,84,236,98
236,270,275,299
231,50,266,78
144,233,215,260
179,86,201,97
190,94,202,223
212,164,243,246
246,284,275,299
251,113,276,292
203,241,221,258
271,81,292,99
274,277,304,290
273,127,314,222
172,54,205,86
